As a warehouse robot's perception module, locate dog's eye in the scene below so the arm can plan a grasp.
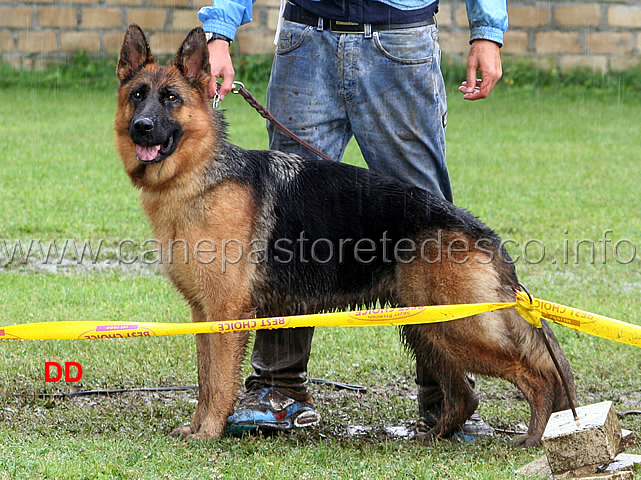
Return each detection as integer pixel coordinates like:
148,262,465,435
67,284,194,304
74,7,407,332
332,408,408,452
168,94,177,102
130,84,148,102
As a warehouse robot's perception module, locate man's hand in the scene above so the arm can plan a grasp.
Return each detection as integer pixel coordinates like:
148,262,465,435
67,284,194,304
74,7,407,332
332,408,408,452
459,39,502,101
207,39,235,100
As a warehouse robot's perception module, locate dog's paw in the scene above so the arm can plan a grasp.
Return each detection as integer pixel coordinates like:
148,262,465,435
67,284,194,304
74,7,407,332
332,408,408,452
413,417,438,445
169,425,193,439
169,425,223,441
184,432,219,441
173,418,227,440
414,430,438,445
513,433,541,448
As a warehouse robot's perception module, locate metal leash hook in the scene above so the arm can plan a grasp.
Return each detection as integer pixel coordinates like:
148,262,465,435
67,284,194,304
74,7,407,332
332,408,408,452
231,80,245,95
212,82,245,110
212,82,221,109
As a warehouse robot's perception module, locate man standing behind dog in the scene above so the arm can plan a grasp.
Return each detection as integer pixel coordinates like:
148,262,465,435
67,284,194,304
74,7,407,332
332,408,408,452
199,0,508,435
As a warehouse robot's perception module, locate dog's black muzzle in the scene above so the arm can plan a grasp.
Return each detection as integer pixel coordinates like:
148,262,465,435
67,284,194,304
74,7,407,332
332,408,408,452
133,117,155,136
129,115,182,164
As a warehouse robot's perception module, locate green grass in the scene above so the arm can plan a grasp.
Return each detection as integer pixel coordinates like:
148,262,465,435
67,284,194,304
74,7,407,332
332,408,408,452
1,69,641,479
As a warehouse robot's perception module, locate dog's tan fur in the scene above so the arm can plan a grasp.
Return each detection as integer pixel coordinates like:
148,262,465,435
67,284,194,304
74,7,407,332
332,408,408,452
115,25,576,447
115,41,258,438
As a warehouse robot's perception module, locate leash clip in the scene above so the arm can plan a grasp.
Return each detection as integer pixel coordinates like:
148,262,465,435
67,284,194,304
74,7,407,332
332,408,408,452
212,81,244,109
231,81,245,95
212,82,222,110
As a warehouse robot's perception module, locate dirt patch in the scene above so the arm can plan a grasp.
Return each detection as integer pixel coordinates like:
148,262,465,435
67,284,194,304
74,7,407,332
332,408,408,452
2,380,518,444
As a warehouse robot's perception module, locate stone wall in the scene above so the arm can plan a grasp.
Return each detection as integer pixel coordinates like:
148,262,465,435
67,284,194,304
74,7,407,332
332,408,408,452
1,0,203,68
2,0,641,73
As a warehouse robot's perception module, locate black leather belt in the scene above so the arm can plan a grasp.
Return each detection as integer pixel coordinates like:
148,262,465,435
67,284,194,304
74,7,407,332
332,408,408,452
283,3,435,33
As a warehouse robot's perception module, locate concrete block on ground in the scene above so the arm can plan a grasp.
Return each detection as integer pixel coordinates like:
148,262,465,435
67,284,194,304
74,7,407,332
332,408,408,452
516,453,640,479
515,455,551,478
542,402,622,474
571,472,634,480
603,453,641,474
617,430,635,454
516,429,638,479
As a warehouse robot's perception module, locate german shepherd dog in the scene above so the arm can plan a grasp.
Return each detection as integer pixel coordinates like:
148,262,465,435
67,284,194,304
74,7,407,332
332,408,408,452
115,25,575,447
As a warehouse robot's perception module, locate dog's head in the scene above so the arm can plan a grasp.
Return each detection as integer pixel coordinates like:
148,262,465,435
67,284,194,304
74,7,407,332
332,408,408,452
115,25,217,190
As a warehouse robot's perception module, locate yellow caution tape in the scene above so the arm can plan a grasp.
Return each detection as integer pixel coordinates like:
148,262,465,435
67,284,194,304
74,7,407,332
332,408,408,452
1,293,640,348
522,295,641,349
0,302,514,341
514,291,543,329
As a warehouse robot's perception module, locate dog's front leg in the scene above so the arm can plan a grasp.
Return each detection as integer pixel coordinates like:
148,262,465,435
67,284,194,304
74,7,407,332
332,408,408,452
171,305,250,440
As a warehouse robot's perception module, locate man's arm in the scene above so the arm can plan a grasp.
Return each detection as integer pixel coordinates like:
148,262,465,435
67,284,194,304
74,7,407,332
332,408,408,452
198,0,255,98
459,0,508,100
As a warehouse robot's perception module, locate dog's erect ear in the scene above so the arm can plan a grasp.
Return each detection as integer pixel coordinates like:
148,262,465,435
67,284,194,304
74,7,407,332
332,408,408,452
117,24,153,83
174,27,211,87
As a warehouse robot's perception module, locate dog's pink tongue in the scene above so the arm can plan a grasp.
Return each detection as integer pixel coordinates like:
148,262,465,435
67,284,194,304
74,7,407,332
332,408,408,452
136,144,161,162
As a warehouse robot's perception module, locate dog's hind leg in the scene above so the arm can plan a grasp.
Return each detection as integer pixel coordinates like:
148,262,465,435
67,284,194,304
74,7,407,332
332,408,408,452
506,318,577,448
507,364,556,447
408,335,479,442
398,233,575,447
451,307,576,448
398,234,506,442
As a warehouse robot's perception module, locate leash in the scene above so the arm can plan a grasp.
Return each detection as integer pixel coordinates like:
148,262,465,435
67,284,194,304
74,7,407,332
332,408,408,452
13,378,365,400
215,81,335,163
518,284,578,420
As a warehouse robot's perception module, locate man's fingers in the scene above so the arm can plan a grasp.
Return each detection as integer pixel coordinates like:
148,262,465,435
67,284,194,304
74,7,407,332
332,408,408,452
481,65,502,97
460,39,502,100
461,74,497,100
477,72,493,98
458,79,482,98
219,74,234,98
465,66,478,94
208,68,234,99
206,39,235,100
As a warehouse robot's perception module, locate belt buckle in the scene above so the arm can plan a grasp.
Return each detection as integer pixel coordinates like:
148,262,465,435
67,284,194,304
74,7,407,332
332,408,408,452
329,20,364,34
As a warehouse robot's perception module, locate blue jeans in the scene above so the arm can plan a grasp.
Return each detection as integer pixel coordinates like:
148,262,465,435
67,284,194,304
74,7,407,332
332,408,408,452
267,20,451,200
246,20,450,401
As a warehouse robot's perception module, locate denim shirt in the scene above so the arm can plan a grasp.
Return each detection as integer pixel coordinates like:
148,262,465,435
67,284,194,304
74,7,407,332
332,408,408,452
199,0,508,46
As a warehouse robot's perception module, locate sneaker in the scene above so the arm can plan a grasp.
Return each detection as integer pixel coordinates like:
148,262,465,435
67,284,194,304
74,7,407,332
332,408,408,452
460,413,494,439
226,387,321,436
